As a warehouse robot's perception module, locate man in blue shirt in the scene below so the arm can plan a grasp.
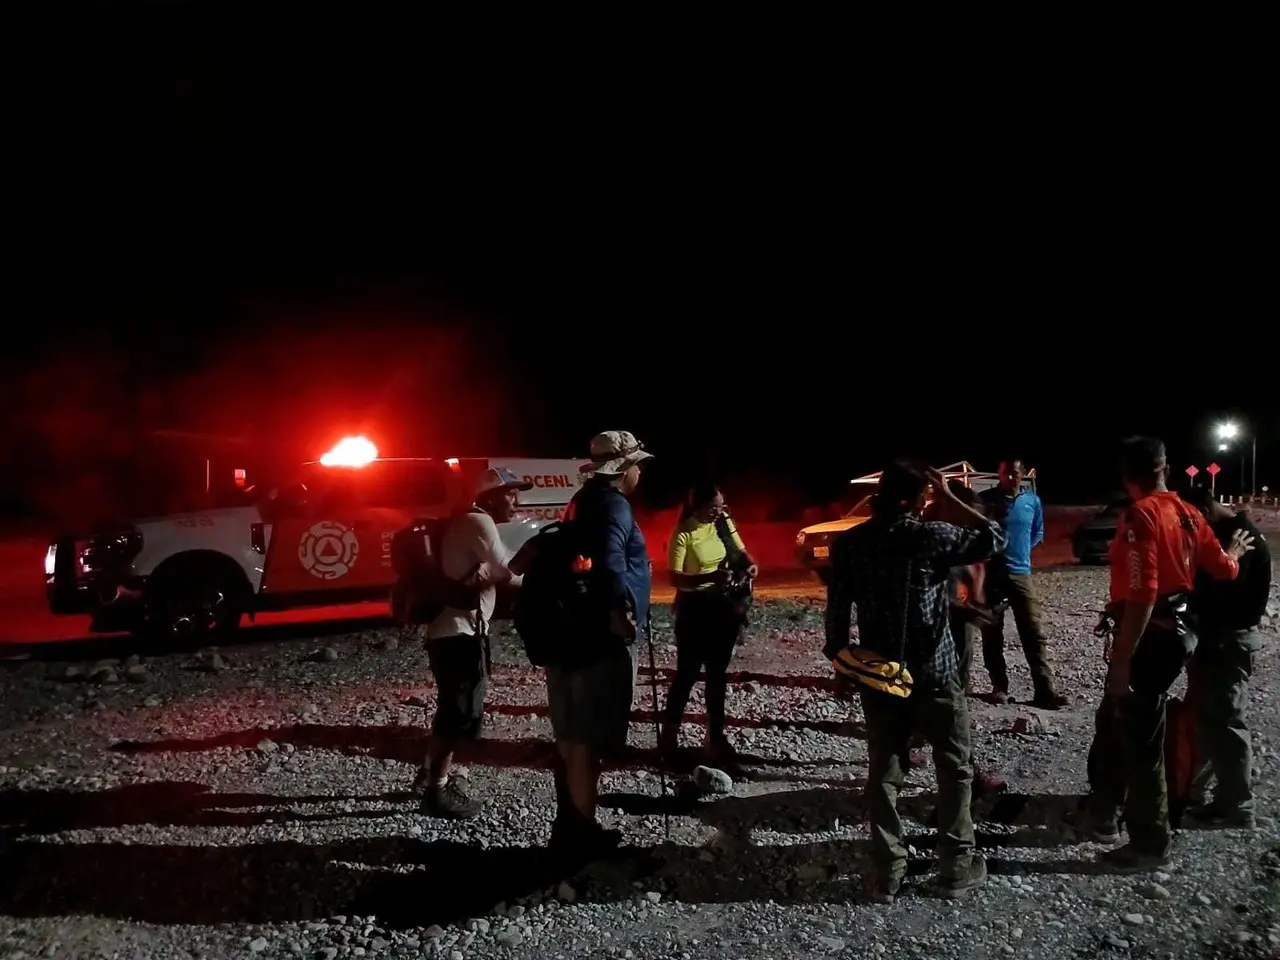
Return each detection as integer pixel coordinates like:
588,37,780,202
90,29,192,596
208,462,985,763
546,430,653,857
978,460,1068,709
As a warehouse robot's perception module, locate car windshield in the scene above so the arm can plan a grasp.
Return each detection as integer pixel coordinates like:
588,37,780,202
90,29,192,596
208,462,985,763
1100,497,1131,517
843,494,875,519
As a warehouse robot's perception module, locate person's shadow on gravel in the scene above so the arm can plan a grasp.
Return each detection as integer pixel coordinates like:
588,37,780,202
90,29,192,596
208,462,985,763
109,726,822,786
0,781,391,835
0,832,571,929
598,785,877,903
110,724,558,772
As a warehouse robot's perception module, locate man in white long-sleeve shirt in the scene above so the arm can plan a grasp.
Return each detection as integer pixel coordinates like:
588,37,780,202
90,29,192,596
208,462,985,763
414,467,530,818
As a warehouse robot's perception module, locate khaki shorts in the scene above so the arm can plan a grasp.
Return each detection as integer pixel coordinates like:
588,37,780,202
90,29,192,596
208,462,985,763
545,642,638,755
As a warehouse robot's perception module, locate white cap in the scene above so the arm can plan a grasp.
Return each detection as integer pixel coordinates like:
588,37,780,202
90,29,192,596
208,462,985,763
579,430,653,476
473,467,533,500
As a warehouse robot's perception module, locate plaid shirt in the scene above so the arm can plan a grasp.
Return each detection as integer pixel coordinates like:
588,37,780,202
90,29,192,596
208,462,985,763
825,513,1005,688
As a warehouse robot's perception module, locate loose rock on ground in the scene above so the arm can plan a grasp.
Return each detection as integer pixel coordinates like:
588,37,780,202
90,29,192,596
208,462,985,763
1,563,1278,959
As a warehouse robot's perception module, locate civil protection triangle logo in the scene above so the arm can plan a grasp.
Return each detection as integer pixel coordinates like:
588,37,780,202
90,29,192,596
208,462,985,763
298,520,360,579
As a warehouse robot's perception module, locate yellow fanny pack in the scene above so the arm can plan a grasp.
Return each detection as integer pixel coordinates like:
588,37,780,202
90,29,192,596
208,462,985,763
832,646,914,698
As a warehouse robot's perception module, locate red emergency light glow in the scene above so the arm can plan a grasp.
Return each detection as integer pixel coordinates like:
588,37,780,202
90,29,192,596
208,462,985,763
234,468,247,487
319,436,378,467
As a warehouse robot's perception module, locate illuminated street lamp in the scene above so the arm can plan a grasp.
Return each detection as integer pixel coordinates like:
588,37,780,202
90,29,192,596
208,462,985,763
1214,421,1257,497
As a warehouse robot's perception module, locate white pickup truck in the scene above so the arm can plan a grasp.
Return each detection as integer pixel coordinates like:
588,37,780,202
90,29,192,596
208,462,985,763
794,461,1035,583
45,454,586,642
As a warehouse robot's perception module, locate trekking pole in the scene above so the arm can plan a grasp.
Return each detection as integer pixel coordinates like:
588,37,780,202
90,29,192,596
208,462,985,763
645,613,671,839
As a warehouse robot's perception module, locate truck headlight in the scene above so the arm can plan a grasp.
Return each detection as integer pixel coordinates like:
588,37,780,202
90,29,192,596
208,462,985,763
79,528,144,575
795,531,806,546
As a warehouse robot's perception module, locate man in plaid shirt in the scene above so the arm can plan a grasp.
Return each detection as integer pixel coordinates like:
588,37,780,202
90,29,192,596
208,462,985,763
825,461,1005,901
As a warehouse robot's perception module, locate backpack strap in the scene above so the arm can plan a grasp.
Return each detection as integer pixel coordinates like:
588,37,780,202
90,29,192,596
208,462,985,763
714,515,747,571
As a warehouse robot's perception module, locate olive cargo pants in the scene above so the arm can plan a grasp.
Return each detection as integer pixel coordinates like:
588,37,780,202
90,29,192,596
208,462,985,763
861,680,976,881
1187,629,1260,813
981,572,1056,695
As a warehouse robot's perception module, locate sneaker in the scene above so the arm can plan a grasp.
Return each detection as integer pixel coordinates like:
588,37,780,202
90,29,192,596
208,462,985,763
1031,691,1070,710
1184,803,1257,830
1099,843,1171,873
987,690,1012,705
420,778,480,819
936,855,988,899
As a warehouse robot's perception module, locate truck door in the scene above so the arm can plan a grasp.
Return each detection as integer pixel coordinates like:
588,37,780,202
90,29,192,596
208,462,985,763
261,472,369,594
356,460,455,590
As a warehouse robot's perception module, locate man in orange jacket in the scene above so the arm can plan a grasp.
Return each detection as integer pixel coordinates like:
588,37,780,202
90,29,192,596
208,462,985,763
1084,437,1254,871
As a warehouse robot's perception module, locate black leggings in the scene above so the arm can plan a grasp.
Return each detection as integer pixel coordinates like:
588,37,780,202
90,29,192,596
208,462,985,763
663,590,742,740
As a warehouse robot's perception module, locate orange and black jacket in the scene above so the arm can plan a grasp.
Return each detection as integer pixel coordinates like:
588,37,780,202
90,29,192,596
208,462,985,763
1108,491,1239,609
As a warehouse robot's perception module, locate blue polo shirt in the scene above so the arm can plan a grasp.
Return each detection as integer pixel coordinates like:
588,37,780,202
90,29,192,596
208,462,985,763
979,488,1043,575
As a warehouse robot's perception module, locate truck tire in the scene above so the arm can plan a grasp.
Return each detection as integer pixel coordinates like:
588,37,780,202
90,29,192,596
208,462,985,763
141,555,248,646
814,568,833,587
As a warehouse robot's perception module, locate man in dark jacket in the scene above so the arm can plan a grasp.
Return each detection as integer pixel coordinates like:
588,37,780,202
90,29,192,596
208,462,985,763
546,430,653,856
1181,487,1272,828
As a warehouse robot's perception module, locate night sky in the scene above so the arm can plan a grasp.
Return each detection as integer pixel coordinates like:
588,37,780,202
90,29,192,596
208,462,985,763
5,10,1274,525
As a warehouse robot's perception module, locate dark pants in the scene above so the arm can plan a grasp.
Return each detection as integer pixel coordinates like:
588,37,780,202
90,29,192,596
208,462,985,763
663,590,742,742
981,572,1056,694
1087,628,1189,855
425,634,489,739
862,680,976,881
1187,628,1259,813
955,621,978,690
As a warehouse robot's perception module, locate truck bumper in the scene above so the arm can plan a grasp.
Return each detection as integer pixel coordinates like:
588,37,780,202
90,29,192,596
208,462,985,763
46,536,147,630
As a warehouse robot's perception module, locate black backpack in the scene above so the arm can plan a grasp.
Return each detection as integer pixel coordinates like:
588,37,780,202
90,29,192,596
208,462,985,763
389,514,482,625
513,520,607,666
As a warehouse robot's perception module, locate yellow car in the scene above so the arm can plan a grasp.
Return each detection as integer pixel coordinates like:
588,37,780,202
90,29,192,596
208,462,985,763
795,461,1033,584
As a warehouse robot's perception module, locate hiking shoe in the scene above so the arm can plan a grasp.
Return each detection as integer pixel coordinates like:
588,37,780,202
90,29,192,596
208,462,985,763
420,779,480,819
1066,808,1122,844
870,871,905,904
1184,803,1257,830
1031,691,1070,710
705,735,742,767
550,818,623,860
409,767,433,800
936,855,988,899
1099,843,1171,873
987,689,1012,705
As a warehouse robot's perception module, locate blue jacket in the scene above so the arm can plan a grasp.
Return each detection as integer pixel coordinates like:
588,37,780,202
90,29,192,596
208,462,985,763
979,488,1043,575
569,482,651,632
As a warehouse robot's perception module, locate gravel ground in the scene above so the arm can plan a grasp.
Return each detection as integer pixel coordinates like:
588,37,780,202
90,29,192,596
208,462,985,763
1,565,1278,960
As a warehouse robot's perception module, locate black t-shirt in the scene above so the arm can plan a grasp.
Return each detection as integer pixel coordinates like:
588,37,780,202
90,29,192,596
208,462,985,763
1193,511,1271,632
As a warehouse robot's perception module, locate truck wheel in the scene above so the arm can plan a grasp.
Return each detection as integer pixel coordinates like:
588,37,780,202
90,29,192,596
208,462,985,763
814,568,833,587
143,565,246,645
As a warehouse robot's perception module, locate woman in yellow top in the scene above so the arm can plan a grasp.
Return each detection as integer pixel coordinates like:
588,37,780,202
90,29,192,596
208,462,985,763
659,482,759,766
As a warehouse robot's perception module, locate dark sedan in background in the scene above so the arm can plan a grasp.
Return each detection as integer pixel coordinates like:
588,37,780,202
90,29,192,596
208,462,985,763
1072,497,1130,564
